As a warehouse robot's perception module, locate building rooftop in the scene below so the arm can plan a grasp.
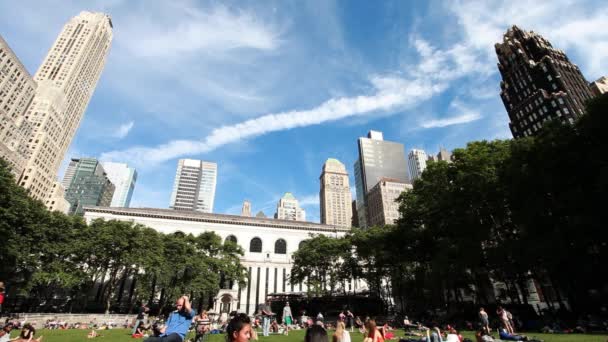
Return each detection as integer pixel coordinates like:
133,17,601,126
282,192,296,200
83,206,350,233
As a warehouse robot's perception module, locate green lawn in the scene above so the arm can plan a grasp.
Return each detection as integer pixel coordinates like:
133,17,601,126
8,327,608,342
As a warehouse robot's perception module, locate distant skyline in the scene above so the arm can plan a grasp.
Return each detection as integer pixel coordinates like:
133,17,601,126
1,0,606,222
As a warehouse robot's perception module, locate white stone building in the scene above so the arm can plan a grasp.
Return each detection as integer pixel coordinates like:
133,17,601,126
366,178,412,226
83,207,363,315
0,35,36,178
18,12,113,207
319,158,352,227
275,192,306,221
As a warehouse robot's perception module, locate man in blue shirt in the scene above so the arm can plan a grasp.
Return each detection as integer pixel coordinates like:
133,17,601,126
145,296,196,342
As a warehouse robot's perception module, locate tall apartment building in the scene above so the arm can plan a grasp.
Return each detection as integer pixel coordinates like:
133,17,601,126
102,162,137,207
354,130,408,228
169,159,217,213
0,35,36,178
275,192,306,221
437,147,452,162
18,12,113,206
319,158,352,227
590,76,608,96
367,178,412,227
495,26,594,138
47,181,70,213
64,158,114,215
408,149,428,182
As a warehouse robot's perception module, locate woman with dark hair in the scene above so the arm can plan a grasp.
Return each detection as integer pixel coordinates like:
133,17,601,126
226,314,252,342
13,324,43,342
305,325,328,342
365,320,384,342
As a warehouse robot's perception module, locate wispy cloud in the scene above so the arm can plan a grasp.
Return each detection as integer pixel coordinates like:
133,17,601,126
420,113,481,128
122,4,281,59
298,194,320,207
112,121,134,139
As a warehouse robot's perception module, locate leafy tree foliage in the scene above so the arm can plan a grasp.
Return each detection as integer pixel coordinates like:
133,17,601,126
0,160,246,313
292,94,608,315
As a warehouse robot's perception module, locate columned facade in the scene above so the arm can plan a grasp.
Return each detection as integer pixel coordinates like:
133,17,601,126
83,207,364,315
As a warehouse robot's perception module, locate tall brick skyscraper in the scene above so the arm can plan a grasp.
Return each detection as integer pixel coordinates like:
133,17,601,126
495,26,594,138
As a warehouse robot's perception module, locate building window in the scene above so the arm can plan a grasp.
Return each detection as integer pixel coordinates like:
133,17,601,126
274,239,287,254
226,235,237,244
250,237,262,253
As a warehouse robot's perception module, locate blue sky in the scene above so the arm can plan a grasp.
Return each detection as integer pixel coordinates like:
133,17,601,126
1,0,606,222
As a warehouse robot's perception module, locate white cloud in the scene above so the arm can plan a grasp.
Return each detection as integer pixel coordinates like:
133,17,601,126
298,194,320,207
420,113,482,129
113,121,134,139
121,5,281,59
448,0,608,78
100,71,445,166
420,100,482,128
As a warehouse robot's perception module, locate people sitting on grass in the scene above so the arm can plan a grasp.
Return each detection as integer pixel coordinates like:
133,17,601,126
365,320,384,342
332,321,351,342
499,328,529,341
144,295,196,342
194,310,211,342
87,329,101,338
306,325,329,342
381,323,395,340
355,317,365,334
13,324,43,342
0,323,13,342
132,321,150,338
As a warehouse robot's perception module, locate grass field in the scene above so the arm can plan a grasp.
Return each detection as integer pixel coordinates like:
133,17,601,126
7,327,608,342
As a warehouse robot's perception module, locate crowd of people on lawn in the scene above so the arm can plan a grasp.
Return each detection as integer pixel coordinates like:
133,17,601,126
0,291,591,342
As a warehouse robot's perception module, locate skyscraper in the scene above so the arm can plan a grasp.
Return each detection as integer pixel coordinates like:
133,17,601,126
319,158,352,227
590,76,608,96
408,149,428,182
18,12,113,206
354,130,408,228
169,159,217,213
275,192,306,221
102,162,137,207
436,147,452,162
495,26,594,138
0,35,36,178
64,158,115,215
366,178,412,227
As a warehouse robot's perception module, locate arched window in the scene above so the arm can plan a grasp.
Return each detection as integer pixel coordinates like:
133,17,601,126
298,241,306,250
249,237,262,253
274,239,287,254
225,235,237,244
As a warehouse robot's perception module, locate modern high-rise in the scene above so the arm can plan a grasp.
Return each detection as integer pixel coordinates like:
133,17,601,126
354,130,408,228
62,158,79,189
241,200,252,217
408,149,428,182
495,26,594,138
169,159,217,213
102,162,137,207
366,178,412,227
275,192,306,221
590,76,608,96
0,35,36,178
18,12,113,206
319,158,352,227
64,158,115,215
